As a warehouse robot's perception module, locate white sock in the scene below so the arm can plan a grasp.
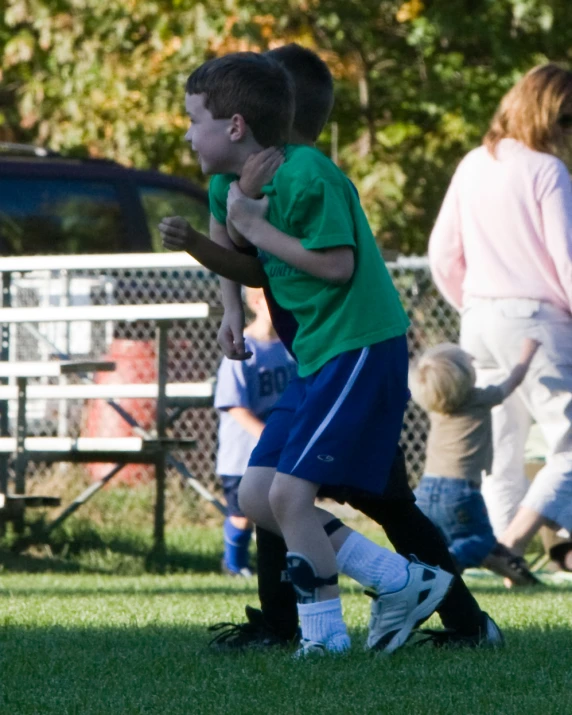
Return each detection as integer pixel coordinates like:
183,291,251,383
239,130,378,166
336,531,409,594
297,598,350,652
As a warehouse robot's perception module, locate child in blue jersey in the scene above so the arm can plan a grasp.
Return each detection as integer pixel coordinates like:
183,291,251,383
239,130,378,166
160,51,453,656
216,287,296,576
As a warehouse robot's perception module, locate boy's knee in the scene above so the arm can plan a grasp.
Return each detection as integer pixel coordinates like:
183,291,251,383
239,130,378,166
269,473,311,525
229,515,251,530
237,477,253,517
268,478,286,521
268,477,296,525
237,466,274,522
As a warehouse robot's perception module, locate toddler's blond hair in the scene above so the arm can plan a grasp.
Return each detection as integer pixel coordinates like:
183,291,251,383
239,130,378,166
410,343,475,414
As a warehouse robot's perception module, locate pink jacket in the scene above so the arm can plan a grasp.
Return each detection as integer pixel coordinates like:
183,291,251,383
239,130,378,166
429,138,572,315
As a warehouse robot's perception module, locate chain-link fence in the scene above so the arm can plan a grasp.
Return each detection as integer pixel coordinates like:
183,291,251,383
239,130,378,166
1,255,459,499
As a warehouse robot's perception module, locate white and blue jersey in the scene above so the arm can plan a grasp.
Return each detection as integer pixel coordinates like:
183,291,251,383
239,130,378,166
215,336,297,478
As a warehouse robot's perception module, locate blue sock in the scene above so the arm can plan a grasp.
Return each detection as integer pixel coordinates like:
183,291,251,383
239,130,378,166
223,519,252,572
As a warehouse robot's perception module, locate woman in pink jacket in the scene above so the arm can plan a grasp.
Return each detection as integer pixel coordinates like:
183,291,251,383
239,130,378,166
429,64,572,570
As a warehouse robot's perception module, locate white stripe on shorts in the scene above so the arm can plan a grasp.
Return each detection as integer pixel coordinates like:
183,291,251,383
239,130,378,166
290,346,370,473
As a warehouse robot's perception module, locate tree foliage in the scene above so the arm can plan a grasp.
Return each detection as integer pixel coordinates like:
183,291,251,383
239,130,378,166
2,0,572,253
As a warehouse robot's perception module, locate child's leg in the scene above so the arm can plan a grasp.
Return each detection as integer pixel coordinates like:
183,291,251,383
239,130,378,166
345,450,487,635
255,526,299,641
346,491,486,636
438,479,495,570
316,509,453,653
270,473,339,599
276,500,453,654
314,507,410,594
241,467,347,652
221,476,253,575
268,472,350,654
254,448,474,645
238,466,280,531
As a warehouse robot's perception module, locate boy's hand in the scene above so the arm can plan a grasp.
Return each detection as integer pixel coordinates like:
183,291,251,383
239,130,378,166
159,216,198,251
239,147,284,198
227,182,269,239
218,309,253,361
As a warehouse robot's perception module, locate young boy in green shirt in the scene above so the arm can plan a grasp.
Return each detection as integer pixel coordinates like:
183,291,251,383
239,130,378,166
162,51,454,656
161,45,503,651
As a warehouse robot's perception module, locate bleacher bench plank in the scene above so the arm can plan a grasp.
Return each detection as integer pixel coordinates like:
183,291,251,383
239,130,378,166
0,437,196,453
0,361,116,378
0,494,61,509
0,381,213,402
0,302,209,324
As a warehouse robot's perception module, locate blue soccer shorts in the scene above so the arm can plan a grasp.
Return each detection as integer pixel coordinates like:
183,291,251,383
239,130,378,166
248,335,409,495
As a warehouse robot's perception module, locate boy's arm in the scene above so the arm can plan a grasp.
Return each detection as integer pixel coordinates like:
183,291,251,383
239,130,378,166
226,147,285,251
160,213,249,359
496,339,541,399
227,183,355,284
227,407,265,439
159,215,267,287
210,216,252,360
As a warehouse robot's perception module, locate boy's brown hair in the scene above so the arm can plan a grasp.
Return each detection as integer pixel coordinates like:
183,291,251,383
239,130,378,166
186,52,294,147
266,44,334,142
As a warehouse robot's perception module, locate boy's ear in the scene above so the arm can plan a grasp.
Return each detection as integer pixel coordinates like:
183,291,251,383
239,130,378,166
228,113,248,142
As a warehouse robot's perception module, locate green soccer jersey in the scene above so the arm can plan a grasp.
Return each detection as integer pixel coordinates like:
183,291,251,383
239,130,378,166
209,144,409,377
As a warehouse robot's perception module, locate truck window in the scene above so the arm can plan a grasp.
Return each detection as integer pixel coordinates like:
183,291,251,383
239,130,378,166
0,178,124,254
138,185,209,252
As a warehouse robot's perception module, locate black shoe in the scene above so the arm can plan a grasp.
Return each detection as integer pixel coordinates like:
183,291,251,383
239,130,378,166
208,606,297,650
482,544,542,586
549,542,572,572
414,611,505,649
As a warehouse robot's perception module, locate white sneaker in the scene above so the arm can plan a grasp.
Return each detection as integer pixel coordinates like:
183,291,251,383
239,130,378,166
293,639,327,658
366,556,454,654
293,635,351,658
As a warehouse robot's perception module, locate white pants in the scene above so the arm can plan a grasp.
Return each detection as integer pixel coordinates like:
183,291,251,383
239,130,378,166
461,298,572,537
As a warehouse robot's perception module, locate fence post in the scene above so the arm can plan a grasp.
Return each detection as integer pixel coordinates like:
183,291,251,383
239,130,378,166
0,272,12,533
151,320,170,568
13,376,28,534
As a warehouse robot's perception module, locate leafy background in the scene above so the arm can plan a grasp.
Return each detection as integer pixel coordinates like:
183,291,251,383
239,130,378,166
2,0,571,254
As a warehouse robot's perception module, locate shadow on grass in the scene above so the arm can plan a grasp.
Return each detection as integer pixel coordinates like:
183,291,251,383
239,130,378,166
0,525,222,575
0,583,258,598
0,547,87,574
461,582,572,595
1,623,572,715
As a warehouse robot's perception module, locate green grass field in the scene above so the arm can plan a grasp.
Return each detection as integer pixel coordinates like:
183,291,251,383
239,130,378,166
0,484,571,714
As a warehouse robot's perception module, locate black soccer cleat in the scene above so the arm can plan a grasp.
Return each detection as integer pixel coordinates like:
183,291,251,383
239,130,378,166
208,606,298,651
414,611,505,648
